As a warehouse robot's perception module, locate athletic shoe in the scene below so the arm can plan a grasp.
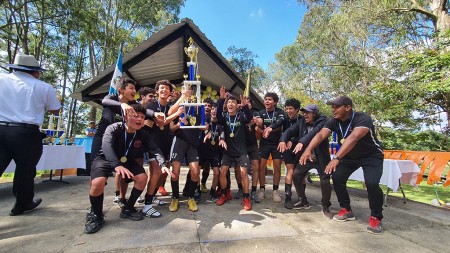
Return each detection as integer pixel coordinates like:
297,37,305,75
258,189,265,200
188,198,198,212
242,197,252,211
142,205,162,218
216,195,228,206
9,198,42,216
117,198,127,209
322,206,333,219
200,184,208,193
234,189,243,199
251,191,261,203
293,200,310,210
307,175,313,183
226,189,232,200
120,207,144,221
333,208,356,222
136,196,145,204
152,196,166,206
284,199,294,209
210,194,218,202
169,198,179,212
85,212,105,234
366,216,383,235
113,195,120,204
158,186,169,196
272,190,282,203
194,189,201,202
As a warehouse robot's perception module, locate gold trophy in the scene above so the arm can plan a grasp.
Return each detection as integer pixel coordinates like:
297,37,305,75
184,37,199,63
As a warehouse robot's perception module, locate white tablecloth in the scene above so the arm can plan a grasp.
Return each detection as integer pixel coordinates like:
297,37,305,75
5,145,86,173
310,159,420,192
348,159,419,192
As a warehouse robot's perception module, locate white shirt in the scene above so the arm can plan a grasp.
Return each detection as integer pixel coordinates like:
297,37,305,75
0,71,61,125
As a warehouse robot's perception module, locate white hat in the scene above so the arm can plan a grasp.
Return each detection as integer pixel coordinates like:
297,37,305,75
6,54,46,71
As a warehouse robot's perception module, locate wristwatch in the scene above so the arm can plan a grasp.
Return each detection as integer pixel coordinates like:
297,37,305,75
332,155,341,161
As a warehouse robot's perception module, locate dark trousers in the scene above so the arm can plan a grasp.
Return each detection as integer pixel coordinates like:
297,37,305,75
293,162,332,208
333,155,384,220
0,125,43,210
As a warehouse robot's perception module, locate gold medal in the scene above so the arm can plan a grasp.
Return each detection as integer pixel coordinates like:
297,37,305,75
211,140,216,145
160,126,164,130
120,156,127,163
230,132,234,138
340,138,346,144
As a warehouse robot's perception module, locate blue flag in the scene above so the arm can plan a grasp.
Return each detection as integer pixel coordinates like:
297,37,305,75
109,51,123,94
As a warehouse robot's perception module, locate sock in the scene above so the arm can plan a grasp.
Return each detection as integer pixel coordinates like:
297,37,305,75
221,188,227,195
251,186,257,192
189,180,198,198
210,187,215,196
238,183,243,190
273,185,279,191
90,193,104,217
153,187,158,196
115,191,119,197
126,187,143,210
171,180,179,199
144,194,154,205
285,184,292,200
260,185,265,190
243,193,250,198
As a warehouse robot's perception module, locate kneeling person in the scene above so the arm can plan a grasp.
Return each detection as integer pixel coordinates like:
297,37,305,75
85,104,166,234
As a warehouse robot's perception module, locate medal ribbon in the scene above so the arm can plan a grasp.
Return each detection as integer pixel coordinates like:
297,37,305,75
338,111,355,140
123,127,136,160
227,113,238,135
266,110,274,124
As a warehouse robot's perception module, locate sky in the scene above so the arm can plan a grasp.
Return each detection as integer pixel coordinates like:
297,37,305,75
179,0,307,69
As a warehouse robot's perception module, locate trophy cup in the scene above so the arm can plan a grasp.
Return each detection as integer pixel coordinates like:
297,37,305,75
180,37,205,129
41,114,65,144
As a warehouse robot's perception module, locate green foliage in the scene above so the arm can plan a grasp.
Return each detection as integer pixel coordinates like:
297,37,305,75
379,128,450,151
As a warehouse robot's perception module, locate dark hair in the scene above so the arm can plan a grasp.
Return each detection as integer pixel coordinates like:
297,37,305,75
264,92,279,103
139,87,155,97
118,78,137,90
155,80,173,92
285,98,300,109
226,95,239,104
203,98,214,104
211,102,217,108
130,103,146,115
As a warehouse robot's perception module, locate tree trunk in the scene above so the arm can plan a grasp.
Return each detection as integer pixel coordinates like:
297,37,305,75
430,0,450,31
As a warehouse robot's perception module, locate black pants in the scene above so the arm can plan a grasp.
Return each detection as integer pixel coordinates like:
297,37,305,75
293,162,332,208
333,155,384,220
0,125,43,210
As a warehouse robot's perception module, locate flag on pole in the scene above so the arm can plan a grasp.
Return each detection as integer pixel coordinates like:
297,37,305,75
109,50,123,94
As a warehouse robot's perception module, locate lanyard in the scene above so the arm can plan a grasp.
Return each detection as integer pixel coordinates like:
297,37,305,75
266,110,274,123
157,100,167,114
211,121,218,140
227,113,238,134
123,127,136,158
338,111,355,139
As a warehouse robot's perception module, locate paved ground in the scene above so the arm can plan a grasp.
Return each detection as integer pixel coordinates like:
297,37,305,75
0,167,449,253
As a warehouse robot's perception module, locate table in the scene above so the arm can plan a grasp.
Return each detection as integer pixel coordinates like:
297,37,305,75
5,145,86,182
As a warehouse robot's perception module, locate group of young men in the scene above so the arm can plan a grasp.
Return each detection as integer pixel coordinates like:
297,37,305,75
85,78,385,236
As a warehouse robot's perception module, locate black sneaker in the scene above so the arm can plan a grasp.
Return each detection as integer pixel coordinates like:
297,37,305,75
9,198,42,216
120,207,144,221
293,200,310,210
117,198,127,209
322,206,333,219
85,212,105,234
284,199,294,209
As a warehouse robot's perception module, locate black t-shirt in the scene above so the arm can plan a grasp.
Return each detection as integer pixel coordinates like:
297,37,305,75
282,116,301,144
245,110,259,148
146,100,174,146
98,122,165,168
199,118,223,158
217,99,253,156
323,111,383,160
256,107,285,146
174,106,203,147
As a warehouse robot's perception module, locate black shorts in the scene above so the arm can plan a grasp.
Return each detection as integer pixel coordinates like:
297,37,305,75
221,153,250,168
282,149,298,165
247,145,260,161
91,157,146,183
259,144,282,160
199,157,221,168
170,136,199,164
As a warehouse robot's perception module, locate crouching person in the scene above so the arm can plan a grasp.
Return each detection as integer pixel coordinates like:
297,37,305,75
85,104,167,234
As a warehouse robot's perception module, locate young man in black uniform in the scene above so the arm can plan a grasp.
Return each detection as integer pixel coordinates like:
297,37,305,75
279,104,332,218
256,93,285,202
272,98,302,209
300,96,384,235
215,87,253,210
85,104,166,234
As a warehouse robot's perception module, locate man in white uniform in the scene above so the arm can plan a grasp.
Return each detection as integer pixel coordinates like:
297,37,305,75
0,54,60,216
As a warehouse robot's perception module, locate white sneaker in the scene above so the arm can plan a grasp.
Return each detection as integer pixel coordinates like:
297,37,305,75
272,190,282,203
153,196,166,206
258,189,265,200
113,195,119,204
136,196,144,204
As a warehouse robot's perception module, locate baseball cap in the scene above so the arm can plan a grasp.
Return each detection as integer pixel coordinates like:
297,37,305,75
326,96,353,106
300,104,319,113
